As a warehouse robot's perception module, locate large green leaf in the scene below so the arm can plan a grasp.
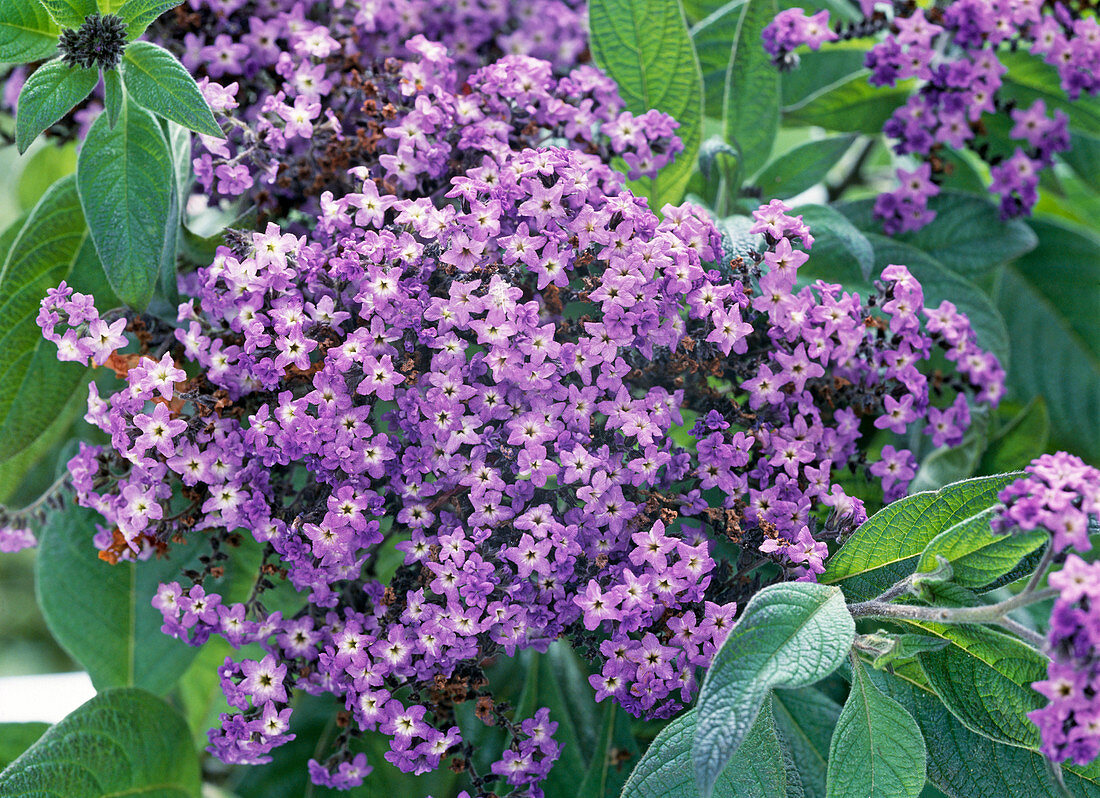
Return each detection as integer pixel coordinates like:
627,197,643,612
121,42,223,137
0,175,109,463
623,702,790,798
16,141,77,211
772,688,842,798
837,193,1037,277
36,504,203,694
915,507,1045,590
691,0,746,117
37,0,96,28
882,675,1100,798
693,582,855,797
15,58,98,153
781,48,866,109
785,75,911,133
115,0,184,39
589,0,703,207
0,0,58,64
0,688,200,797
996,218,1100,463
723,0,779,177
826,658,925,798
77,95,174,310
916,626,1047,750
999,51,1100,136
823,474,1020,601
755,135,856,199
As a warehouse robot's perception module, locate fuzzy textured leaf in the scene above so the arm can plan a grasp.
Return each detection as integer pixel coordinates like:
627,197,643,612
916,626,1047,750
915,507,1046,589
38,0,96,28
15,58,98,153
624,703,790,798
0,0,58,64
122,42,223,137
772,688,842,798
826,658,925,798
115,0,183,39
691,0,746,117
0,176,108,463
589,0,703,206
823,474,1020,601
795,203,874,280
36,504,203,694
0,688,200,797
693,582,854,797
77,95,174,309
723,0,779,177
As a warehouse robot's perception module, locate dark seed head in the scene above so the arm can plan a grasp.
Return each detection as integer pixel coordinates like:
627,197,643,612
59,14,128,71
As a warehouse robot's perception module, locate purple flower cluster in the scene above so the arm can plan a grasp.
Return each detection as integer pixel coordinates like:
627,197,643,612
28,131,1003,787
1032,554,1100,765
993,452,1100,554
762,1,1090,228
188,36,681,220
989,454,1100,765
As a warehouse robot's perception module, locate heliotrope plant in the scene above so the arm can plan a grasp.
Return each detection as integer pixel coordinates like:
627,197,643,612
0,0,1097,797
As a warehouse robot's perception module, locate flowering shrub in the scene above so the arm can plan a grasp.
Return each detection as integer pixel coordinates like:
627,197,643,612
0,0,1097,797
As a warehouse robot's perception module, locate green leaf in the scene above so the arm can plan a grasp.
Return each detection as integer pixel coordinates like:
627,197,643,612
795,203,874,281
115,0,183,39
826,658,926,798
36,504,202,694
785,74,911,133
14,58,98,154
0,381,84,504
838,193,1037,277
996,218,1100,463
589,0,703,207
623,702,790,798
755,135,856,199
915,506,1046,589
0,175,108,463
121,42,223,137
16,141,77,211
723,0,779,177
823,474,1020,601
781,48,866,109
916,626,1046,750
1060,133,1100,194
858,632,948,670
103,67,122,128
999,51,1100,136
37,0,96,28
977,398,1049,476
772,688,842,798
883,675,1100,798
0,0,58,64
0,688,200,797
77,95,174,310
693,582,855,798
0,724,48,770
691,0,746,117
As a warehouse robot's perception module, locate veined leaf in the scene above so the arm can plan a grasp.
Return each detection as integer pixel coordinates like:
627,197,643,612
755,135,856,199
115,0,182,38
121,41,223,137
723,0,779,177
915,507,1046,589
15,58,98,154
0,688,200,797
38,0,96,28
589,0,704,207
826,658,925,798
772,688,842,798
693,582,854,797
77,94,174,310
0,0,58,64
